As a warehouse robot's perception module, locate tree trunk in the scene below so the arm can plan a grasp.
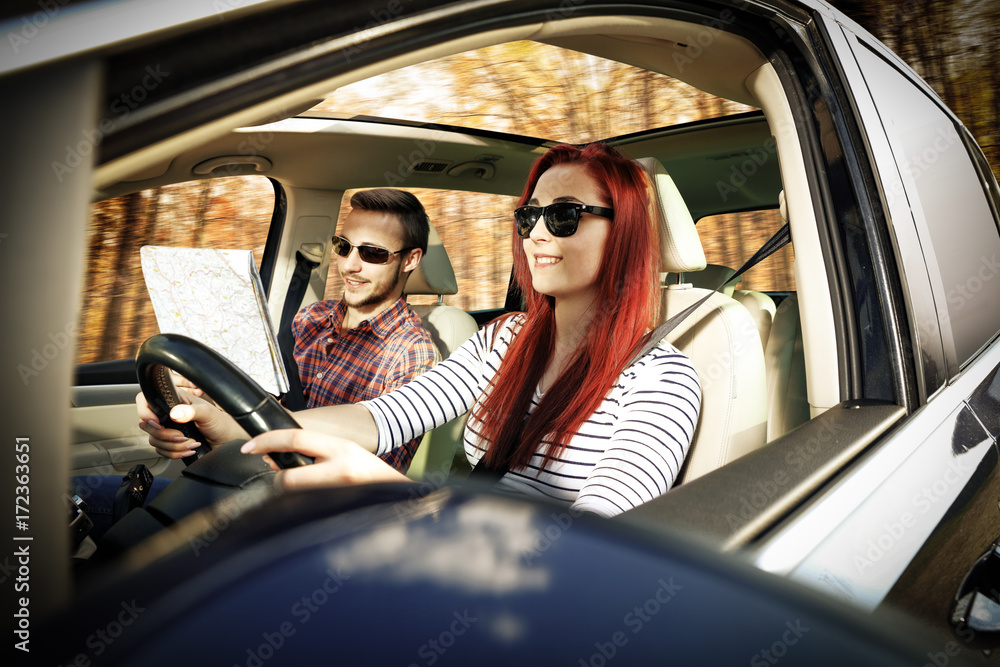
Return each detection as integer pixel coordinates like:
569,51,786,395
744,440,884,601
98,191,144,359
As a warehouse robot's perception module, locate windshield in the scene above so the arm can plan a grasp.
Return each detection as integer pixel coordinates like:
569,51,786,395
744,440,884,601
308,41,755,143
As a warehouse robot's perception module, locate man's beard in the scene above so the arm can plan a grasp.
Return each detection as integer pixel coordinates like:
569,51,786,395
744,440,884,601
342,268,403,309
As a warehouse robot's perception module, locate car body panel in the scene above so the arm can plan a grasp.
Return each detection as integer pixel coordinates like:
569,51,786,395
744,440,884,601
752,343,1000,609
49,486,940,666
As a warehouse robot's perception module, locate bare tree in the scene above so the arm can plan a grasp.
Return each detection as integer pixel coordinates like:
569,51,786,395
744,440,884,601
98,191,144,359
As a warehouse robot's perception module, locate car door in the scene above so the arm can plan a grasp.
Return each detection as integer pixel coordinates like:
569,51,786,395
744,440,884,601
750,11,1000,657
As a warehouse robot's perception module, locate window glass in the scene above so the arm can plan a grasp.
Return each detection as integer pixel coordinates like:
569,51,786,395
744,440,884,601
310,41,755,145
855,44,1000,372
77,176,275,364
697,209,796,292
325,189,518,311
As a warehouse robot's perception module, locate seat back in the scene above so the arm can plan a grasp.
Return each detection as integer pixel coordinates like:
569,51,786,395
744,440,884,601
638,157,768,484
732,289,776,349
668,263,775,348
762,194,809,441
403,224,478,480
764,294,809,441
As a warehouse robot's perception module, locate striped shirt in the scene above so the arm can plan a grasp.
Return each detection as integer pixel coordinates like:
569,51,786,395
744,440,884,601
293,297,438,472
363,314,701,517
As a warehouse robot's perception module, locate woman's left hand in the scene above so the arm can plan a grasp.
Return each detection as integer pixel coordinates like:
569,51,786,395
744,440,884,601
241,429,411,491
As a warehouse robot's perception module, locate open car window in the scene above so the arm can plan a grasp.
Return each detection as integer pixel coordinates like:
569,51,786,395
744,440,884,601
76,176,276,366
698,209,796,292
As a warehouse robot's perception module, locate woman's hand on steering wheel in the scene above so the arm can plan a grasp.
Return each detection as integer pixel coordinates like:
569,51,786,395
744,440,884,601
136,389,249,459
241,429,410,491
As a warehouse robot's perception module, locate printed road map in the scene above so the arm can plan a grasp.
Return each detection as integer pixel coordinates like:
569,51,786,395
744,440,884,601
140,246,288,396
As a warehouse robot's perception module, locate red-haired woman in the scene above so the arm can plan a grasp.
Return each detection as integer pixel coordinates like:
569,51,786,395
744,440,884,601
140,143,701,517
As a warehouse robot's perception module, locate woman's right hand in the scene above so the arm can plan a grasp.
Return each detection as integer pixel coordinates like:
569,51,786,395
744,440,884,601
135,390,248,459
240,429,410,490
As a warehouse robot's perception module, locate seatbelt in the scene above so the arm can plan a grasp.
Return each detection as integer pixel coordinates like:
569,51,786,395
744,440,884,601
277,249,321,411
628,222,791,365
468,222,791,485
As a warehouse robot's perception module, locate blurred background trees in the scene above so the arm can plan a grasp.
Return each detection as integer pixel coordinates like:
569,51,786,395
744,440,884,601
830,0,999,172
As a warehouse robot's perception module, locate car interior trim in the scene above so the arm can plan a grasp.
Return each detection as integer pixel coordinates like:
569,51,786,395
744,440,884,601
745,57,840,416
812,16,914,408
619,400,905,549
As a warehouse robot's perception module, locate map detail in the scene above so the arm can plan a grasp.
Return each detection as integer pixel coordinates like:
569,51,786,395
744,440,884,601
140,246,289,396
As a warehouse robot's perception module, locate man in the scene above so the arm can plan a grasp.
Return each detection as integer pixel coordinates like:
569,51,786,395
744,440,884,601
291,188,438,471
80,189,437,542
161,188,437,467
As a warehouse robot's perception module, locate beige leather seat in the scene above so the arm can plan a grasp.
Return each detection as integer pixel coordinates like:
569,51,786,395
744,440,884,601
764,294,809,441
763,194,809,441
733,289,776,351
638,157,768,484
403,224,479,480
667,265,776,349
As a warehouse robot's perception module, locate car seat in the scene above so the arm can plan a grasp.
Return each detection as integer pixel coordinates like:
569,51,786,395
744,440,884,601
638,157,768,484
403,224,479,480
665,263,742,296
763,193,809,441
733,288,777,352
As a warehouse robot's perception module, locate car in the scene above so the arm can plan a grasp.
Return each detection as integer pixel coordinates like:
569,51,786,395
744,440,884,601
3,0,999,664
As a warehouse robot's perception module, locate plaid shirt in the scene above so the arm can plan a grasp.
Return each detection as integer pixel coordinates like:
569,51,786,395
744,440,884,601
292,297,439,472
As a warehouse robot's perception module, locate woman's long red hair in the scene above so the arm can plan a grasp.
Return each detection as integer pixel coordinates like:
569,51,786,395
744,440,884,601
476,143,661,472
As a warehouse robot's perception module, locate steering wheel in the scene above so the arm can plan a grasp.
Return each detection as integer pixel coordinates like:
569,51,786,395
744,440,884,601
84,334,314,565
135,333,311,469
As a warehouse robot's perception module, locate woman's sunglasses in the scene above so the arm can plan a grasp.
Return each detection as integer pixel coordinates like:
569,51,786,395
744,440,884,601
514,202,615,238
332,235,412,264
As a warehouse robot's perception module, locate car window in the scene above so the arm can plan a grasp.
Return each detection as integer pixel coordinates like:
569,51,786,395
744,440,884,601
325,188,518,311
76,176,276,365
854,42,1000,376
697,209,796,292
311,41,755,144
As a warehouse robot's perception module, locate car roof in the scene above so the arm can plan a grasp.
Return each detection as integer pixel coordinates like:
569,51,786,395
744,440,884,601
96,109,780,219
5,1,804,192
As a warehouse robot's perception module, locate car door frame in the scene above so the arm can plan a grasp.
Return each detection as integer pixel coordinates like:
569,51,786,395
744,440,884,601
744,12,1000,649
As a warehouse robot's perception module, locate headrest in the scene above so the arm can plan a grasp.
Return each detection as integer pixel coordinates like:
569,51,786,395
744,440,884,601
403,222,459,295
665,264,742,297
636,157,706,273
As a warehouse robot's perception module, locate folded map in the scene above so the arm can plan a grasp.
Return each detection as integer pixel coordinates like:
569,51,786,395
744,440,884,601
139,246,289,396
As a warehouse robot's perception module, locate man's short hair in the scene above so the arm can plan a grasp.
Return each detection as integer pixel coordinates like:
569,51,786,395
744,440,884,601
350,189,430,253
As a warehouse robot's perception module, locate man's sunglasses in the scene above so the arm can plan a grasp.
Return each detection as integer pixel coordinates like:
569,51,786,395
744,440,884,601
514,202,615,238
332,235,412,264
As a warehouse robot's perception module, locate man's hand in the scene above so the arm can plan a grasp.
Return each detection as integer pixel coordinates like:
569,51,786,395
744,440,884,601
170,371,205,397
240,429,411,490
169,371,223,407
136,390,248,459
